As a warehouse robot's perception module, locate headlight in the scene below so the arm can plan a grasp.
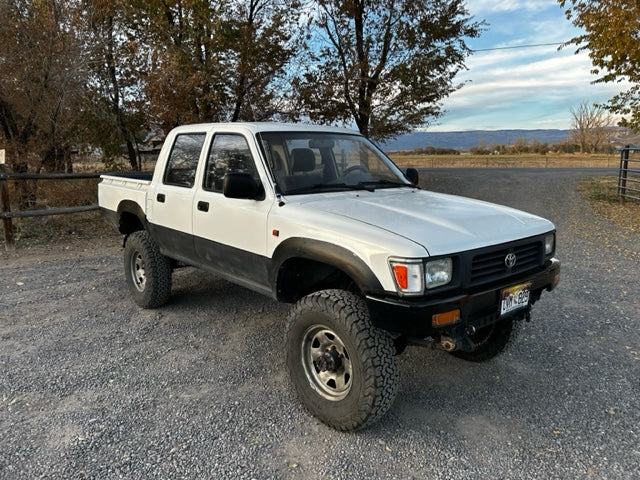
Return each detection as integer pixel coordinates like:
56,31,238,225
389,259,423,295
425,258,452,289
544,233,555,255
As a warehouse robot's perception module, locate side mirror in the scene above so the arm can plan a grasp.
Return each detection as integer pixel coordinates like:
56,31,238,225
405,168,419,185
223,173,261,200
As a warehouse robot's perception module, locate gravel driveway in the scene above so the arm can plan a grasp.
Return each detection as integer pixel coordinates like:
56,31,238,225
1,168,638,479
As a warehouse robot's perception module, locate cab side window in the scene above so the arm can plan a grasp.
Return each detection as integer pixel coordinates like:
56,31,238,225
163,133,206,187
204,134,260,192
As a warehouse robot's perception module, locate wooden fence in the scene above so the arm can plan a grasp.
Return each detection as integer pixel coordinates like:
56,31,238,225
0,165,101,251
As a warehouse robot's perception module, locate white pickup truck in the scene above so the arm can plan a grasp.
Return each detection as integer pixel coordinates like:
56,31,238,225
99,122,560,431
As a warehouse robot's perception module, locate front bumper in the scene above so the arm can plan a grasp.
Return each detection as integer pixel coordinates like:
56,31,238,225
366,258,560,339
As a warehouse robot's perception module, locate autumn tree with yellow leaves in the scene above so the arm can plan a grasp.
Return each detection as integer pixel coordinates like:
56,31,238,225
561,0,640,130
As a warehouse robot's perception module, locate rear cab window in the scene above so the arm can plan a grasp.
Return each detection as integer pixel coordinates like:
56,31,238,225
163,133,207,187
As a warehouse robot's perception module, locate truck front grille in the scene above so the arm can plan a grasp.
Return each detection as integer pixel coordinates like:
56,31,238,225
470,241,541,285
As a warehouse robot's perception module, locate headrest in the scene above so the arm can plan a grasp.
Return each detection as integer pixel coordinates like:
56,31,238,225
291,148,316,172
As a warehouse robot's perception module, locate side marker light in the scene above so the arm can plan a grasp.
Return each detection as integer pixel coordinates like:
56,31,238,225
432,310,461,327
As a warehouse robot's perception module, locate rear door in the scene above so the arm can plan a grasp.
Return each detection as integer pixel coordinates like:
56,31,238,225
148,131,207,263
192,130,274,293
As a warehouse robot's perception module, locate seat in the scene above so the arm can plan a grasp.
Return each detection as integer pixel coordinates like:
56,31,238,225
283,148,322,191
291,148,316,173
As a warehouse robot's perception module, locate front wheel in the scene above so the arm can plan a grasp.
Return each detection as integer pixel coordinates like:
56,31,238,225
286,290,398,431
123,231,172,308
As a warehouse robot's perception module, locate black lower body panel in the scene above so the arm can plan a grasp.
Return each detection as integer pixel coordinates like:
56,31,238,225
149,223,273,298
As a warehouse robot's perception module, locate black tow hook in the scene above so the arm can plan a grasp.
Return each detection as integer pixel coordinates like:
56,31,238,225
314,346,343,372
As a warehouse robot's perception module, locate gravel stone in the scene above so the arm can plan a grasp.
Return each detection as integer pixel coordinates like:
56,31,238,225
1,168,638,479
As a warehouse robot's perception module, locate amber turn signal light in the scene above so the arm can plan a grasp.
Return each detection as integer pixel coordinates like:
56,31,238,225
392,265,409,290
432,309,461,327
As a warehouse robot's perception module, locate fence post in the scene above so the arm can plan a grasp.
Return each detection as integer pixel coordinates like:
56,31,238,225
0,162,16,251
618,145,629,203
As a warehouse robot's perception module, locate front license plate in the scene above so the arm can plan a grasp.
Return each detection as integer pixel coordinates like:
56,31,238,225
500,282,532,316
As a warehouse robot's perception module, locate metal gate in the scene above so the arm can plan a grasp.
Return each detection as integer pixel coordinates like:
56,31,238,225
618,146,640,202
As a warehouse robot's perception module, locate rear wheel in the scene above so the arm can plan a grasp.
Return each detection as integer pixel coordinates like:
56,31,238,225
123,231,172,308
451,317,520,362
286,289,398,431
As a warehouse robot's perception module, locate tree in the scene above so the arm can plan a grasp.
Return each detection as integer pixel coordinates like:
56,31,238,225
82,0,147,170
138,0,232,131
530,139,549,155
512,137,529,154
569,101,612,153
560,1,640,130
227,0,302,122
139,0,300,131
0,0,85,173
293,0,481,140
470,140,490,155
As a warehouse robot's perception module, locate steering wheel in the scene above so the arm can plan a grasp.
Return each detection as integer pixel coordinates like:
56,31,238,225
342,165,368,176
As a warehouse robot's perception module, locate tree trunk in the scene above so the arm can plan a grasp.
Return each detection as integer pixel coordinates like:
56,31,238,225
232,73,248,122
104,15,139,171
124,138,139,171
13,162,36,210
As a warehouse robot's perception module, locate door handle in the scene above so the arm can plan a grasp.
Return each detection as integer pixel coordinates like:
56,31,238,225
157,193,166,203
197,201,209,212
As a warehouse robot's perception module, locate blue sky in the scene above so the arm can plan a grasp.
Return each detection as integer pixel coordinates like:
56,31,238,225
428,0,629,131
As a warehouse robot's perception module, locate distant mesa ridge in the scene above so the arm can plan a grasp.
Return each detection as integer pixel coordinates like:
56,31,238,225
380,129,570,151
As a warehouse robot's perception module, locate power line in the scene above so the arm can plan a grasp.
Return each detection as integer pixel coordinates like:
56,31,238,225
472,42,563,52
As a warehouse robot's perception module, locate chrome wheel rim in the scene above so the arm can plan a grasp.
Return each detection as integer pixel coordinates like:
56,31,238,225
130,251,146,292
301,325,352,401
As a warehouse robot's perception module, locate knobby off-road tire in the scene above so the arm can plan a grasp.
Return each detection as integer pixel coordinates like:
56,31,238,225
286,289,399,431
451,317,521,362
123,231,172,308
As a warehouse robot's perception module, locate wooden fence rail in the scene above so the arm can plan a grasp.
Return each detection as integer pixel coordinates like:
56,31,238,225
0,166,103,251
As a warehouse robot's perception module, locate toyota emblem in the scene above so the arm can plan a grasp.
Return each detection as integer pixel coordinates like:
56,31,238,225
505,253,517,268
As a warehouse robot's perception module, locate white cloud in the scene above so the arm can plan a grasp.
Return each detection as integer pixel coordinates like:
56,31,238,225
468,0,551,15
420,0,629,131
530,17,576,42
429,48,630,131
464,44,559,70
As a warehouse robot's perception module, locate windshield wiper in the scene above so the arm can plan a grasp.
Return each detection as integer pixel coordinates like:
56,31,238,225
358,179,419,189
285,183,374,195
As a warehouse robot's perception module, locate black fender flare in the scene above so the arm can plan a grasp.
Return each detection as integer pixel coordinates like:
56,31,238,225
269,237,385,300
116,200,147,234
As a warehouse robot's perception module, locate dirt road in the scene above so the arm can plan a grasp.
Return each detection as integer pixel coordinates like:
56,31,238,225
1,169,638,479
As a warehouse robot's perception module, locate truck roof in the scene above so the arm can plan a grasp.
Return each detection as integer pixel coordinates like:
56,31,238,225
169,122,362,136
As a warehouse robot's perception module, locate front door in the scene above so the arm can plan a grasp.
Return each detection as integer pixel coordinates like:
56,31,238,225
192,132,273,293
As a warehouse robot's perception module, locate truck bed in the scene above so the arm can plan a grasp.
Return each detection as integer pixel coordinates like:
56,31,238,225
103,171,153,181
98,172,153,216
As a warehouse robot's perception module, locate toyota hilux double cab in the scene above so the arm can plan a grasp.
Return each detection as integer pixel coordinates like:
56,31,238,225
99,122,560,431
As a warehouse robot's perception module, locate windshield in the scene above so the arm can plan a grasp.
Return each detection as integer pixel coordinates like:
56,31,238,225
258,132,411,195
